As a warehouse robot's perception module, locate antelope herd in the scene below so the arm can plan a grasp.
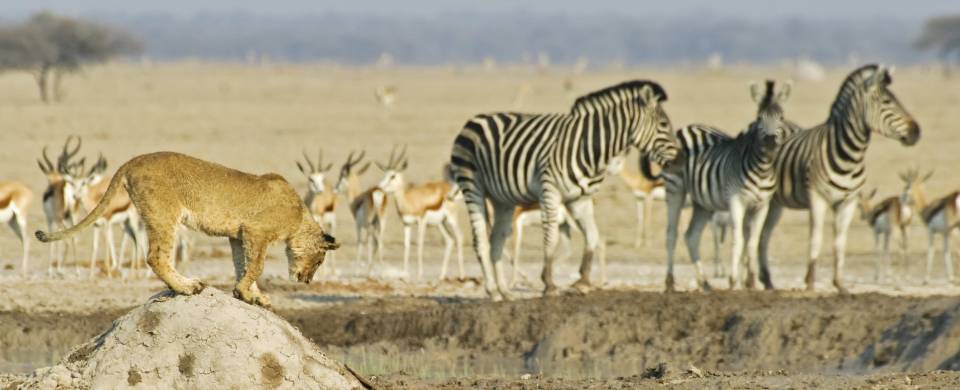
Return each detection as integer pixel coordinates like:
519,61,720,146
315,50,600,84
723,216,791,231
2,68,957,301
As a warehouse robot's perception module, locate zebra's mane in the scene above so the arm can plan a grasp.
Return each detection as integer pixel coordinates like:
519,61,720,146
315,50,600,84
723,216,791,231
839,64,890,94
570,80,667,114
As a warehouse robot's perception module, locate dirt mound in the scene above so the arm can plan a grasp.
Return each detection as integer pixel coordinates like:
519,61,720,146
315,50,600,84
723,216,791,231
11,288,366,389
857,298,960,372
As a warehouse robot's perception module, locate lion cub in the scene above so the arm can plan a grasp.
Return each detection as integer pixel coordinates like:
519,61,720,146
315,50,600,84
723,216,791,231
36,152,340,307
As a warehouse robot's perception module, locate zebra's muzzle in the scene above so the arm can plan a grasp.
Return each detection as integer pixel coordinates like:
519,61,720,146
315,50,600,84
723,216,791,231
900,123,920,146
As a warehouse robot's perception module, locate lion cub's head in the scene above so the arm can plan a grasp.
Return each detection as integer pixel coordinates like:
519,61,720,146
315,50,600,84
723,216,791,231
287,221,340,283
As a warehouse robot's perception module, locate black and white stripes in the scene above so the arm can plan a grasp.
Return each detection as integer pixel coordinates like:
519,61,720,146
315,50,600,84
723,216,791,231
449,80,678,300
662,80,791,291
757,64,921,293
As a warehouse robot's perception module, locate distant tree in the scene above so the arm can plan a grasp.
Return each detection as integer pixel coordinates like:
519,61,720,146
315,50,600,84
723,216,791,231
0,12,141,102
914,15,960,75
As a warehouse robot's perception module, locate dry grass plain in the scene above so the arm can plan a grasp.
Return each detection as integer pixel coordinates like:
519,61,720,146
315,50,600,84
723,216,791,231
2,62,960,387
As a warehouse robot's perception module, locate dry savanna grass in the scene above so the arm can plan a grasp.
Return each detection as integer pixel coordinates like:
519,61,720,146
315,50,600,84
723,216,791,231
0,62,958,290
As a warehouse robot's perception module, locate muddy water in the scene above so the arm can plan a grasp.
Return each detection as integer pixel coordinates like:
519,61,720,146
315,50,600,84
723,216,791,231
2,291,958,378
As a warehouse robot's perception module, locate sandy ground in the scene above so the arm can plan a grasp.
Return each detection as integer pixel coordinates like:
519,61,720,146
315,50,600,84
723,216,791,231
2,63,960,387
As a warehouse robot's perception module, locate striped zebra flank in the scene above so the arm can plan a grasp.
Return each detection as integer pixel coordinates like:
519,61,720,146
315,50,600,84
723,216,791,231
449,80,679,300
756,64,921,294
661,80,792,292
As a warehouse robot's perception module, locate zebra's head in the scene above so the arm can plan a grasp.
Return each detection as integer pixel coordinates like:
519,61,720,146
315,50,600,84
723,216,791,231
749,80,792,154
634,84,679,168
857,65,920,146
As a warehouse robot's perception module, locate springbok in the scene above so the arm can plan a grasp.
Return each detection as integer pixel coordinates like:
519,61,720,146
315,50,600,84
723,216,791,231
902,168,960,284
0,181,32,277
37,136,84,275
377,146,464,281
296,149,337,274
375,86,398,109
857,186,913,283
334,150,388,277
72,154,145,278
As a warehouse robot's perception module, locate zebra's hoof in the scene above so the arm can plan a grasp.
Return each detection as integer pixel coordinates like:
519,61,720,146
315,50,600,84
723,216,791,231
665,275,676,293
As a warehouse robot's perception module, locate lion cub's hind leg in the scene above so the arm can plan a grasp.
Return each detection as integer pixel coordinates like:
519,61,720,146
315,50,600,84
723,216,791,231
145,220,205,295
231,235,271,307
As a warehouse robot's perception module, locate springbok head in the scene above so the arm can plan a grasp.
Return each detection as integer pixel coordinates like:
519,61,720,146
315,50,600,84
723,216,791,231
334,150,371,194
296,149,334,194
376,145,409,193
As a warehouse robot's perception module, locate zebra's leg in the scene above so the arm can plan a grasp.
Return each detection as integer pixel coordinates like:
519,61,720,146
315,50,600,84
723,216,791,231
758,202,782,290
511,217,523,287
539,186,564,296
727,198,748,290
569,197,600,294
710,219,722,278
745,204,771,291
489,203,516,300
462,189,498,299
683,204,713,290
805,195,829,291
831,198,857,294
664,183,686,292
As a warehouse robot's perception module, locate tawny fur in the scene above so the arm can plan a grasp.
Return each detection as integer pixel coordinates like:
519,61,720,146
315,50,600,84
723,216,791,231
0,181,33,277
36,152,340,307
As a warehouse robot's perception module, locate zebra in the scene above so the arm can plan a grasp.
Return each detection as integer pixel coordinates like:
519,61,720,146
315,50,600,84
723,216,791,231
756,64,920,293
450,80,679,300
660,80,792,291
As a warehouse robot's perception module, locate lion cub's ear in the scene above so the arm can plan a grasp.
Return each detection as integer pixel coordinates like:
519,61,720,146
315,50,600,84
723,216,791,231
321,233,340,250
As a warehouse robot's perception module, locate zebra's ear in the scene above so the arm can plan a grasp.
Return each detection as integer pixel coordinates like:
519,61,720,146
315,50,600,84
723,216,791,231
640,85,665,106
870,65,891,90
776,81,792,102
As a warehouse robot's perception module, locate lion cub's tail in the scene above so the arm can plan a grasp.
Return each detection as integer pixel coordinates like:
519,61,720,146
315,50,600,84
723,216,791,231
36,163,130,243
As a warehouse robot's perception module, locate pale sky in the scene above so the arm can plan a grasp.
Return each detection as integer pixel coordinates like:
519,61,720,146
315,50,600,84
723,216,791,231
1,0,957,21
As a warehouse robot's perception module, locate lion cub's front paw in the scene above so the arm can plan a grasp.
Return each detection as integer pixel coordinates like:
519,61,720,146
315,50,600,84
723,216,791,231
234,287,272,308
176,279,206,295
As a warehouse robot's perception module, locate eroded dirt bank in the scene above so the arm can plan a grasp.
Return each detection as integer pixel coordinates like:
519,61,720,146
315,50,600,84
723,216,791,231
5,290,960,383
